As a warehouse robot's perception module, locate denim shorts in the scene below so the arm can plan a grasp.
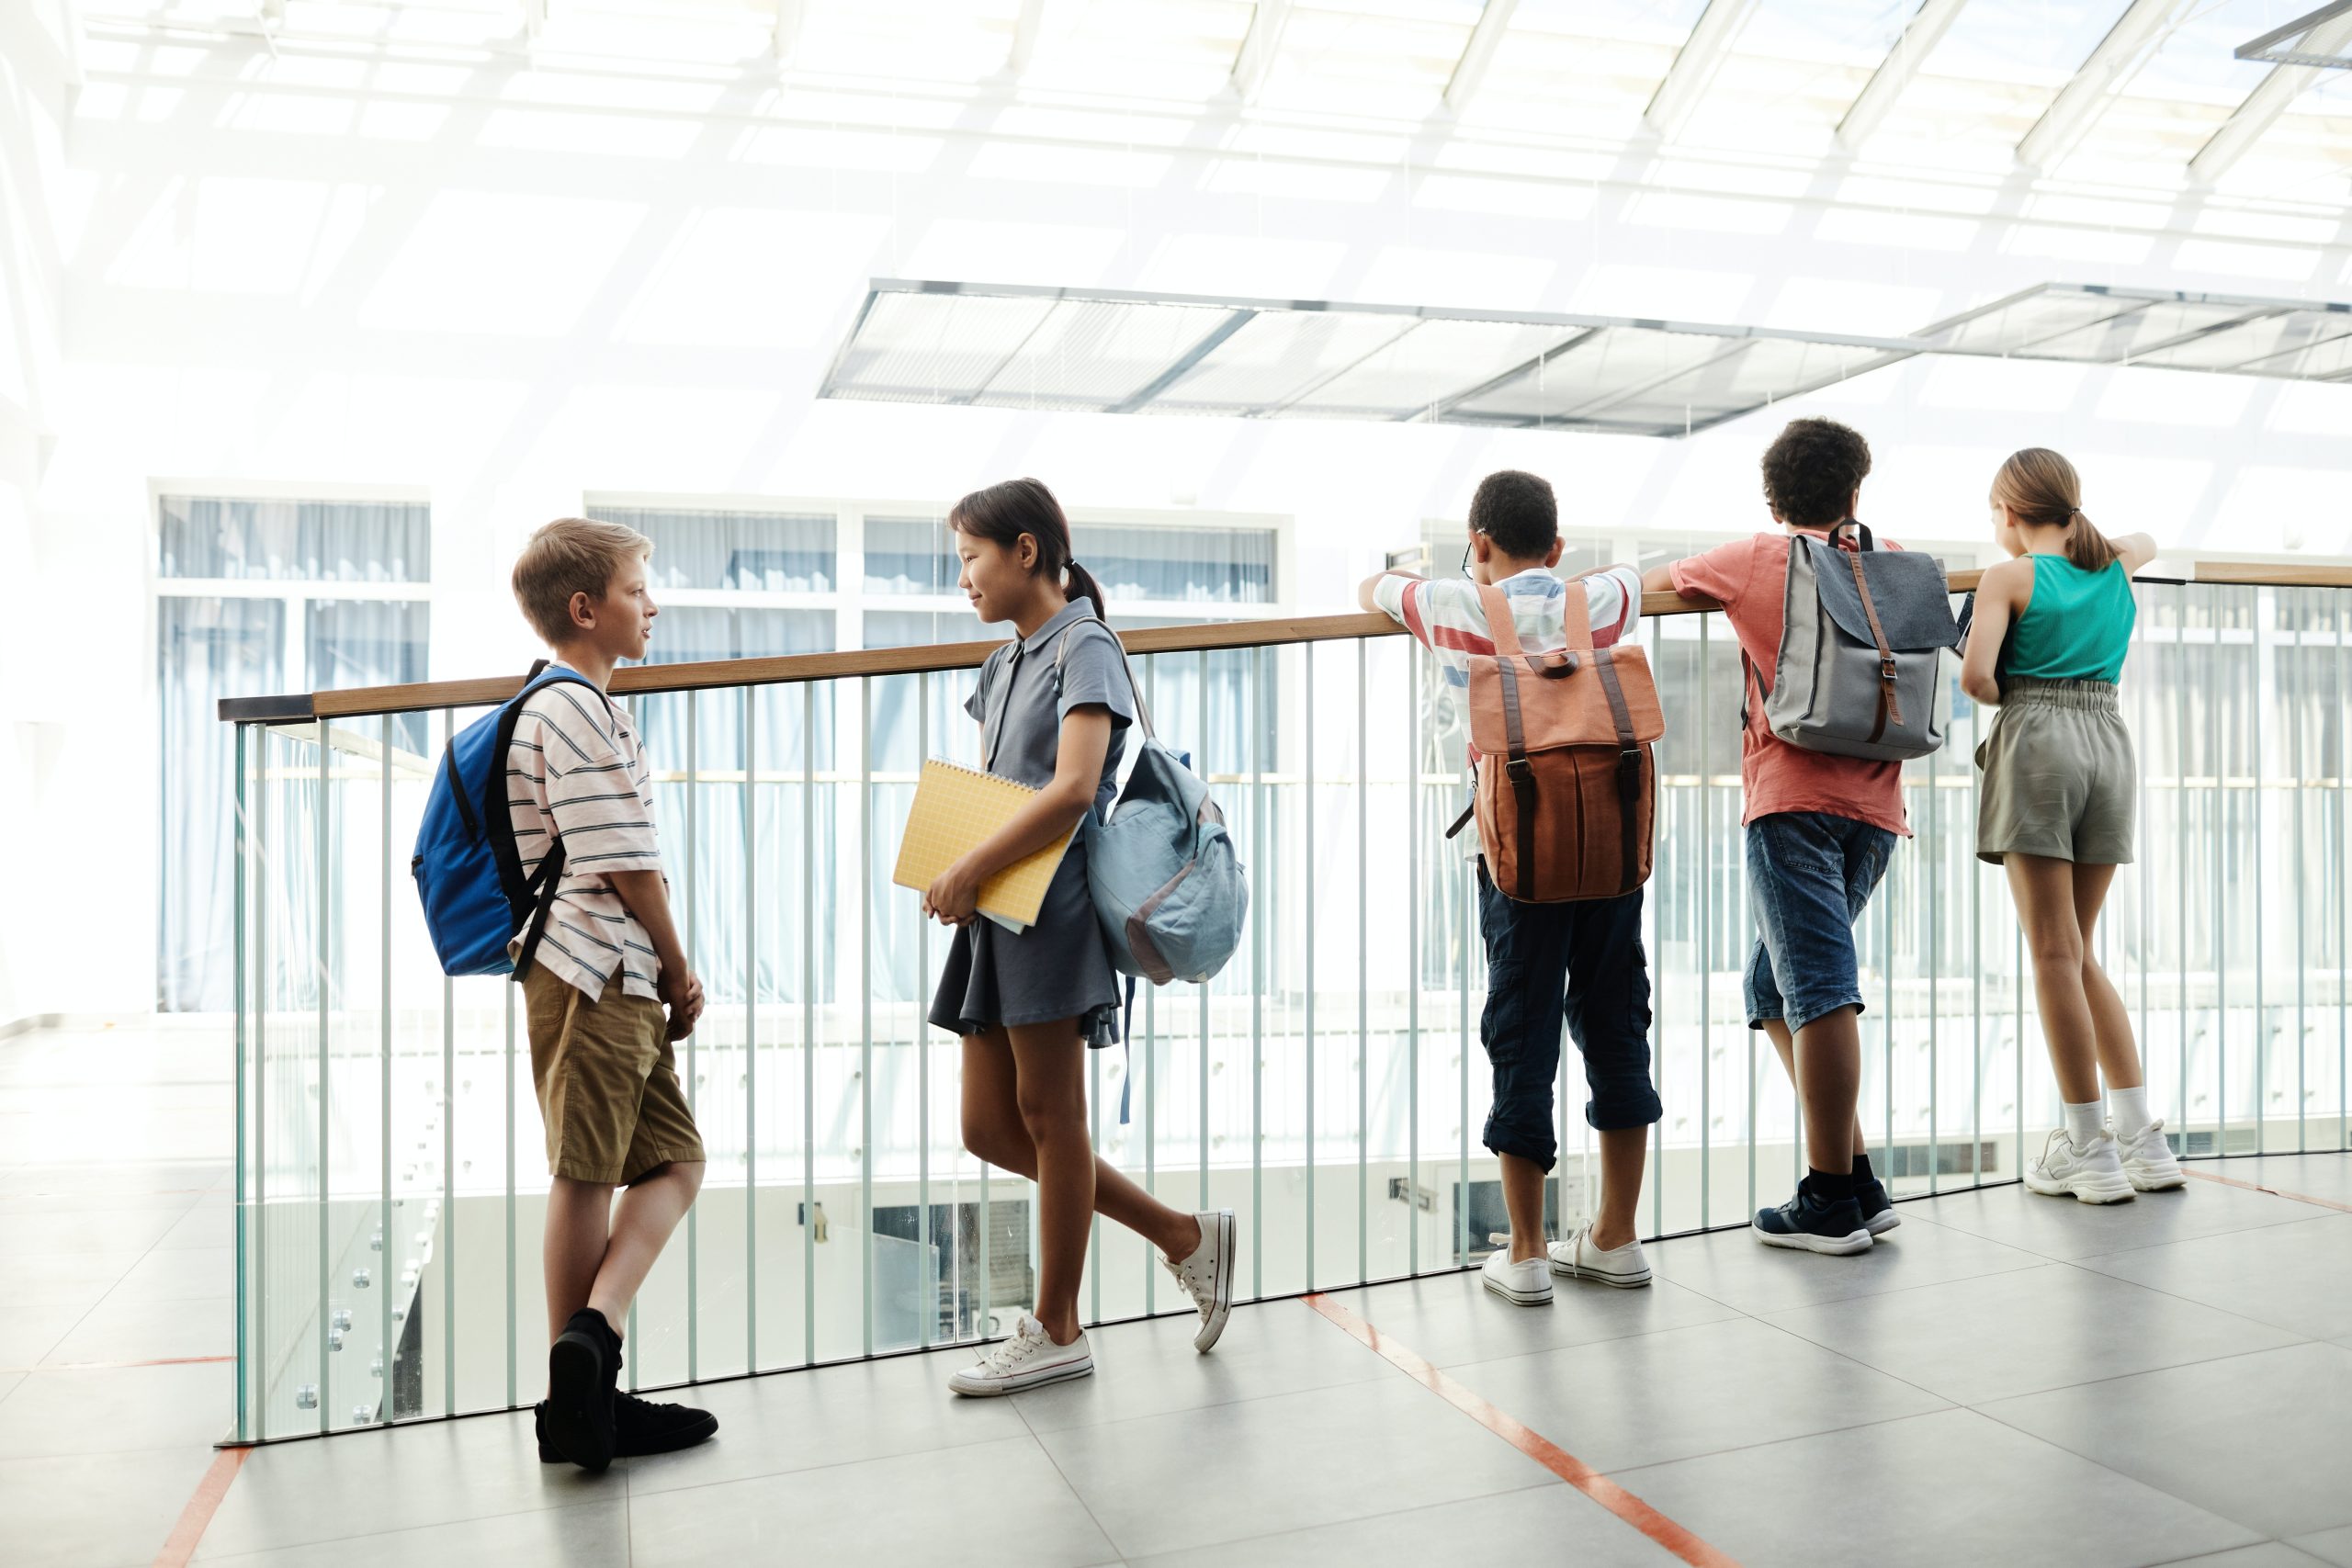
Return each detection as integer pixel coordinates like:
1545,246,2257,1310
1476,865,1662,1174
1743,811,1895,1037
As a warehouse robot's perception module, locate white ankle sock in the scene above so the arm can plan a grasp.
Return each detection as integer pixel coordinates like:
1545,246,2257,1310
2109,1086,2151,1138
2063,1099,2105,1145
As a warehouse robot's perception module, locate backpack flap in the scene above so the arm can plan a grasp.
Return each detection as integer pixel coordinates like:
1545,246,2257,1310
1772,535,1958,760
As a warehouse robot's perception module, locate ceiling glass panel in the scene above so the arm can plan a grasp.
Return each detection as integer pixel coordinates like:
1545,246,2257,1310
825,290,1060,403
1675,0,1910,155
1464,0,1707,138
1251,2,1483,119
1021,0,1258,99
1146,310,1421,414
967,299,1242,408
1282,319,1575,420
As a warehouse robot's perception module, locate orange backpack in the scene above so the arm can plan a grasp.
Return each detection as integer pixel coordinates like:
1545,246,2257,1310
1452,575,1666,903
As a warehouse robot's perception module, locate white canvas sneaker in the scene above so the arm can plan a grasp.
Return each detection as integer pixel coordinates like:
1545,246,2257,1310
1480,1236,1554,1306
2023,1127,2136,1204
1159,1209,1236,1352
947,1314,1093,1397
1547,1224,1652,1289
2112,1118,2188,1191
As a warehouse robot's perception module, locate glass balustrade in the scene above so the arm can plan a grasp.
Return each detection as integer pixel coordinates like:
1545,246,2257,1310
222,577,2352,1441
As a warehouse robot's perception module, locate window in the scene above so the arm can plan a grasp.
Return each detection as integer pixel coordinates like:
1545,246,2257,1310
158,493,432,1012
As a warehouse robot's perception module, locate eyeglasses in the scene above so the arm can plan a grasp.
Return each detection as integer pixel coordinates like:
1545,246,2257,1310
1461,529,1487,581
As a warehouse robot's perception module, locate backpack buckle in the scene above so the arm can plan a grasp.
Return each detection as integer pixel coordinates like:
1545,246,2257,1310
1879,655,1899,682
1505,756,1535,783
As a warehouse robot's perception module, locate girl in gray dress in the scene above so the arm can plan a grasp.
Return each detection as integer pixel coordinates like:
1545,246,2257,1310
920,478,1235,1396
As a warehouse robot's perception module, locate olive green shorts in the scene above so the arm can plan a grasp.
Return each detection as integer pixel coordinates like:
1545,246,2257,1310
523,964,706,1185
1974,677,2135,867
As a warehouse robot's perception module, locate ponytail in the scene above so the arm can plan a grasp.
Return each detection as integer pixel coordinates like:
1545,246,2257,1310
947,476,1108,619
1992,446,2119,573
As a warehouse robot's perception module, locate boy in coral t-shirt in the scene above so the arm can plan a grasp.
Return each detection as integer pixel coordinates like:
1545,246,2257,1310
1643,418,1906,1258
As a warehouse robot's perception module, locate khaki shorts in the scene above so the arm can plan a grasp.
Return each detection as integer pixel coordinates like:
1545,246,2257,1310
524,964,706,1185
1974,677,2135,867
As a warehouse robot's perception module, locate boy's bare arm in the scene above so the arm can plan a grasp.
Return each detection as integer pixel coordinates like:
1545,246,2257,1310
1359,569,1419,613
607,868,704,1039
1639,563,1680,594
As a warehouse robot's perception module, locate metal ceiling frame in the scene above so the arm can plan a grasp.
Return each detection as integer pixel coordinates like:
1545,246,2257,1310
1837,0,1972,149
2016,0,2183,170
1229,0,1292,104
1442,0,1518,112
2196,4,2352,183
1645,0,1758,141
1914,281,2352,378
2237,0,2352,65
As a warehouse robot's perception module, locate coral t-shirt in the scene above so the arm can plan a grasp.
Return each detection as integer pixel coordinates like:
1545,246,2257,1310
1670,530,1911,838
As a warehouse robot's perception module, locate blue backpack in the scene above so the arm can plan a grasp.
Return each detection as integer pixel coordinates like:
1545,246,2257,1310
1052,622,1250,987
412,660,611,978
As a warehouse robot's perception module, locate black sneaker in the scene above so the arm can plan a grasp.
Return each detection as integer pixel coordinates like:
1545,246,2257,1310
1753,1187,1873,1255
544,1307,619,1473
537,1393,717,1461
1856,1176,1901,1236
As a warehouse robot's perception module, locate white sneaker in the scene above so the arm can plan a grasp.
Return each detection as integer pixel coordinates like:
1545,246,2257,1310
2024,1128,2136,1204
947,1314,1092,1397
1480,1236,1553,1306
2112,1118,2187,1191
1548,1224,1652,1289
1159,1209,1235,1352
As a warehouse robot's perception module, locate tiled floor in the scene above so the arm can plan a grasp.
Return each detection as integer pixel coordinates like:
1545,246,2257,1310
5,1022,2351,1568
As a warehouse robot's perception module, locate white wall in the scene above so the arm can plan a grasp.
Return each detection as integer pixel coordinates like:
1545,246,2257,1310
24,22,2352,1014
0,0,73,1027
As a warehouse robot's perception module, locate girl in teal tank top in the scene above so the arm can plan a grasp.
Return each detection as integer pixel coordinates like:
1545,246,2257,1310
1959,448,2184,1205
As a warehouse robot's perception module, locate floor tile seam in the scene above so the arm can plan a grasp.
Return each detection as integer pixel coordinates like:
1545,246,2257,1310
1965,1337,2338,1414
187,1483,595,1561
194,1495,619,1567
2054,1207,2350,1263
1020,1396,1155,1563
618,1426,1047,1505
1572,1402,1965,1483
1115,1478,1617,1568
1650,1245,2050,1323
2138,1542,2327,1568
1968,1398,2337,1546
2048,1253,2332,1343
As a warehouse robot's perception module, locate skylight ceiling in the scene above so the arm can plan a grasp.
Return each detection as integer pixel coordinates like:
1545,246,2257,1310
819,280,2352,437
86,2,2352,197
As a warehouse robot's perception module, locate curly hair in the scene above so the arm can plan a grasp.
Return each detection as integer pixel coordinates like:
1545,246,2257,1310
1467,469,1557,560
1759,418,1872,528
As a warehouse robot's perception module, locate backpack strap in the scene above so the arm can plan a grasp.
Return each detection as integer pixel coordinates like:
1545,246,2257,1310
1476,582,1542,899
1590,645,1645,894
503,660,622,983
1054,615,1158,742
1826,522,1905,741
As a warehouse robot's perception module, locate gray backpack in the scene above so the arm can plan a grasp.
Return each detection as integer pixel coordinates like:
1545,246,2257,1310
1746,522,1960,761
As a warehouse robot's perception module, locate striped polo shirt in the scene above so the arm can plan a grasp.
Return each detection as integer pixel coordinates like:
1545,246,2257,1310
1374,565,1643,861
504,665,666,1002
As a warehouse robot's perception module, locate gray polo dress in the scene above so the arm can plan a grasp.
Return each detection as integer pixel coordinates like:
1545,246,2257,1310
926,598,1135,1046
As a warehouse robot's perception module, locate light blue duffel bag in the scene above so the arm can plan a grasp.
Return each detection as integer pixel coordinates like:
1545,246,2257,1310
1052,619,1250,986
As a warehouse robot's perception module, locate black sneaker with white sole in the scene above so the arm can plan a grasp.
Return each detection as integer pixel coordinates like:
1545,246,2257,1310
537,1393,718,1462
1857,1176,1900,1235
1753,1187,1873,1255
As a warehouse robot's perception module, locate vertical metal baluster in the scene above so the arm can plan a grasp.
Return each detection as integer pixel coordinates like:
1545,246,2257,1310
233,723,250,1440
1199,649,1210,1218
2296,593,2308,1152
2253,587,2265,1154
1251,644,1264,1299
442,719,454,1419
380,716,394,1421
1883,864,1894,1179
1408,639,1419,1275
1973,692,1984,1186
2178,585,2191,1139
1143,654,1158,1314
797,682,813,1366
624,700,640,1390
860,677,874,1357
254,730,268,1436
504,971,515,1409
684,696,698,1381
2340,594,2348,1155
1304,643,1316,1289
2201,594,2220,1161
317,728,332,1435
1928,716,1939,1194
1357,637,1368,1282
743,686,758,1372
1701,615,1713,1224
920,673,938,1344
2014,919,2024,1176
2135,593,2150,1165
1457,799,1469,1267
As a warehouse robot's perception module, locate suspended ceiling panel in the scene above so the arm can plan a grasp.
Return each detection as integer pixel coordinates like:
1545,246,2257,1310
820,280,2352,438
820,281,1927,437
1916,283,2352,380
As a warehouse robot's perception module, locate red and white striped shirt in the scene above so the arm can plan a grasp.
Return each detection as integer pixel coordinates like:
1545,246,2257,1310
504,666,666,1002
1374,565,1643,860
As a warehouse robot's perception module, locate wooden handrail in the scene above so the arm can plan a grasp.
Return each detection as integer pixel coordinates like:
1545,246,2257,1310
220,555,2352,723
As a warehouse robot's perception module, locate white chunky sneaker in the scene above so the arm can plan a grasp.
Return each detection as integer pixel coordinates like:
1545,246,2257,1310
1548,1224,1652,1289
1160,1209,1236,1352
2113,1119,2188,1191
1480,1236,1553,1306
947,1314,1092,1397
2024,1128,2136,1204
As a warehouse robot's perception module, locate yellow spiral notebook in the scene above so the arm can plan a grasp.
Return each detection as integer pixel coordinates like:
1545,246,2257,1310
890,759,1075,934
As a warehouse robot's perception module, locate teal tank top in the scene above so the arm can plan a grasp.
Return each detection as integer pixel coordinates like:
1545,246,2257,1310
2008,555,2134,683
